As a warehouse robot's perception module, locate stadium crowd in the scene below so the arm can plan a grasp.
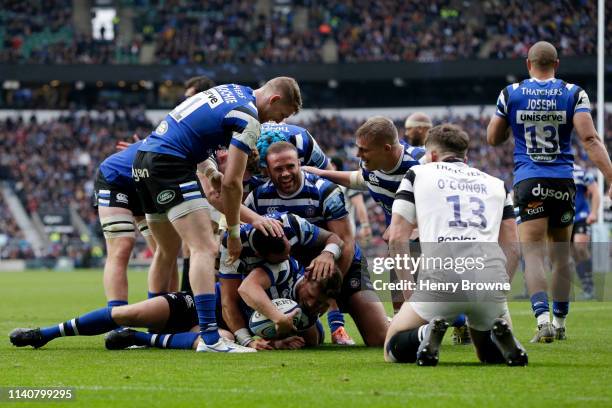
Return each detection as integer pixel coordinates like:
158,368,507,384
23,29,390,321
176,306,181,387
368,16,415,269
0,0,608,65
1,108,608,260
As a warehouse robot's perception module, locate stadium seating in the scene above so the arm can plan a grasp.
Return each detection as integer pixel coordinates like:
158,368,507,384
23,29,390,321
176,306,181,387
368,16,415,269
0,0,608,64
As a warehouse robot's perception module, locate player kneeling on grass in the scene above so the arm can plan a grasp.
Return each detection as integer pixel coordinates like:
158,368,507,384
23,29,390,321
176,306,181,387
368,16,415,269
384,124,527,366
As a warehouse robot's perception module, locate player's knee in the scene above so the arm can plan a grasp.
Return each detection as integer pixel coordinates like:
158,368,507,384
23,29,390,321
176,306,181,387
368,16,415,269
110,304,134,325
101,214,136,240
385,330,418,363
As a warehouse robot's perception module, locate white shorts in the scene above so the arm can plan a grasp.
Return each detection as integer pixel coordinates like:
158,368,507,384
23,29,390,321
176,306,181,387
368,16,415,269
410,301,510,332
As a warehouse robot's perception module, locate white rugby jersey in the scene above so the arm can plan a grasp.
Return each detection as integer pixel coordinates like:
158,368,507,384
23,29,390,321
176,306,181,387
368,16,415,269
392,159,514,242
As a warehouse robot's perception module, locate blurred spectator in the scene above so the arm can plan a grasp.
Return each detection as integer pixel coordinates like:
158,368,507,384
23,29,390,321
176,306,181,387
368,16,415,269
0,0,608,64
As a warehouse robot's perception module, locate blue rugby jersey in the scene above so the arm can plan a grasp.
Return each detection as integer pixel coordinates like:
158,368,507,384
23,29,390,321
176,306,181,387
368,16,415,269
245,171,363,263
139,84,260,163
495,78,591,184
244,171,348,226
360,141,425,225
219,212,321,279
261,123,329,169
260,257,305,301
573,164,595,223
99,140,143,189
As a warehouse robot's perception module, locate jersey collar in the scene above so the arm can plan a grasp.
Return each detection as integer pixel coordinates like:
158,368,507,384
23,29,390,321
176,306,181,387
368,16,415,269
529,77,556,83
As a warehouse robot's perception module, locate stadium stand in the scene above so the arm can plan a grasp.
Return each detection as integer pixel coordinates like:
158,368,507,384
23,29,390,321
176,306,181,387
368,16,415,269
0,0,608,64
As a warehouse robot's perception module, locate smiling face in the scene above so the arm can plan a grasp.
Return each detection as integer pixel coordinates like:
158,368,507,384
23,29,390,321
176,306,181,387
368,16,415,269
356,135,391,171
266,149,302,195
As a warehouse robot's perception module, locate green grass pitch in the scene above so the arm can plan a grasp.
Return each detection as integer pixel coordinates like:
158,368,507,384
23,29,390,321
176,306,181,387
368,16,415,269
1,270,612,407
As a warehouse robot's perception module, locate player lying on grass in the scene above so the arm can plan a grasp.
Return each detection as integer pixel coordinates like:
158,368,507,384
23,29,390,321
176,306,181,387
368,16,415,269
384,124,526,366
9,230,339,351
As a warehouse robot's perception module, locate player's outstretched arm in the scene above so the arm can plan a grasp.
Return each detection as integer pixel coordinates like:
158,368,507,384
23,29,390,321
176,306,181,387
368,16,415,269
486,115,510,146
574,112,612,198
238,268,297,338
302,166,367,190
351,193,372,242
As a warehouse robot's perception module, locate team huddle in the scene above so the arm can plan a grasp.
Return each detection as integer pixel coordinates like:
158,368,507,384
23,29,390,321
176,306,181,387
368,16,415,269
10,42,612,367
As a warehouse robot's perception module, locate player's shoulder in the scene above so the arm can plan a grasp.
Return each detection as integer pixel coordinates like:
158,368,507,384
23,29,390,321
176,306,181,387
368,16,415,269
401,142,426,162
213,84,258,116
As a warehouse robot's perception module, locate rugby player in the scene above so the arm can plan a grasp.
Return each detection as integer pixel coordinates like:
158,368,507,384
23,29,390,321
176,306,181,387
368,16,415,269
487,41,612,342
246,141,389,346
114,75,217,296
213,210,353,346
132,77,302,352
303,117,472,341
403,112,432,147
94,142,165,308
572,163,600,300
385,124,526,366
9,230,338,351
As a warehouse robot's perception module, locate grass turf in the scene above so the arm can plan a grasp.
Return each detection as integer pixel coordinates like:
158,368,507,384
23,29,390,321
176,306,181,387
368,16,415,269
1,270,612,407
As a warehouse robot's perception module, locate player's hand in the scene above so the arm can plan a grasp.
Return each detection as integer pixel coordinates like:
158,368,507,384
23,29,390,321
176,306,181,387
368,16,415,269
271,336,305,350
306,252,335,281
359,224,372,244
115,133,141,151
248,338,273,350
302,166,322,176
382,226,390,243
274,310,298,338
586,212,598,225
252,216,284,237
210,172,223,192
226,235,242,265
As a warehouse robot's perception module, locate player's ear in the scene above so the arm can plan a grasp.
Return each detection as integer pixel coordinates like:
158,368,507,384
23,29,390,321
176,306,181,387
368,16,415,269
526,58,531,73
553,59,560,71
269,94,281,105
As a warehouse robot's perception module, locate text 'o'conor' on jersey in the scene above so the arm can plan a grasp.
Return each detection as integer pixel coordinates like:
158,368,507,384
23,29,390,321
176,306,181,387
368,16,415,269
393,159,514,243
139,84,260,164
99,140,144,189
495,78,591,184
244,170,348,227
261,123,329,169
361,142,425,225
219,212,320,278
573,164,595,222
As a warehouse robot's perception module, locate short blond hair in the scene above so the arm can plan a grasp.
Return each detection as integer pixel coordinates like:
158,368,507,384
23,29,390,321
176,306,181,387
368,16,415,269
356,116,398,145
264,77,302,113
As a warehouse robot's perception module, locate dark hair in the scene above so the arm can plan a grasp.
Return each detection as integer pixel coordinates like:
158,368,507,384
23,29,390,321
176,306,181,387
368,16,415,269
184,76,216,93
425,124,469,157
251,229,286,257
318,267,343,299
330,156,344,171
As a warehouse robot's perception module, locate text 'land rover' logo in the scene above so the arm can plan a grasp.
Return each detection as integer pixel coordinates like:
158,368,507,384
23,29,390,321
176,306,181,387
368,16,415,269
156,190,176,205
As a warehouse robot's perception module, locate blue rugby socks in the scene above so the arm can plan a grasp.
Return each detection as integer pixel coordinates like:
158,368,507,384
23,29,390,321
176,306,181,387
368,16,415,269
40,307,118,343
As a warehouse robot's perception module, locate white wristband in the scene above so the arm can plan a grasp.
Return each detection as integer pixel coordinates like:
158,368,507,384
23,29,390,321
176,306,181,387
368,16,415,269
234,328,253,346
323,243,341,261
228,224,240,238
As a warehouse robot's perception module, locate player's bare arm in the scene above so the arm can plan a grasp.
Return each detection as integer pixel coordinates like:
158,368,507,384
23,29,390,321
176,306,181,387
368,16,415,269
486,115,510,146
306,228,344,281
238,268,298,338
574,112,612,198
